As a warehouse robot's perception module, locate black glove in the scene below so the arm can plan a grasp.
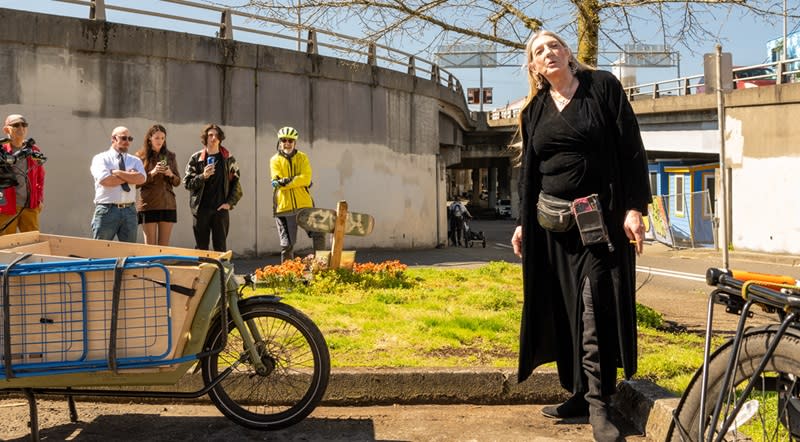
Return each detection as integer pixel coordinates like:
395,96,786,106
278,177,292,186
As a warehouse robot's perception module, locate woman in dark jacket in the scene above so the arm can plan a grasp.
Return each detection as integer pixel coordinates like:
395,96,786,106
510,30,651,441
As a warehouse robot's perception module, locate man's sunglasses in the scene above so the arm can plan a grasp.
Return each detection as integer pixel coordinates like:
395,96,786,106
280,138,295,143
9,123,28,128
114,135,134,142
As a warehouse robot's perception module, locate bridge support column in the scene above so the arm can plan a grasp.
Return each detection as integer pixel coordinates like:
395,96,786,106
471,169,481,206
488,167,497,208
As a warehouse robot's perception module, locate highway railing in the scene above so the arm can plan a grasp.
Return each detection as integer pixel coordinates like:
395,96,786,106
46,0,464,96
487,57,800,121
624,58,800,101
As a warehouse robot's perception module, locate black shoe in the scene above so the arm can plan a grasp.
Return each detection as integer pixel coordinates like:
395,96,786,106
589,404,623,442
541,393,589,419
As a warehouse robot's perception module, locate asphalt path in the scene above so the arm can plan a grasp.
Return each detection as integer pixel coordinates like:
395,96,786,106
0,400,646,441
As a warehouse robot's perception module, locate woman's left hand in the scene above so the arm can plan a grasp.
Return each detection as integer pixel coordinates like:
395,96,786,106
624,209,646,255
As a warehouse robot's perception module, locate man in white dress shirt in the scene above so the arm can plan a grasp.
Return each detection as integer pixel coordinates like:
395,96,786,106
89,126,146,242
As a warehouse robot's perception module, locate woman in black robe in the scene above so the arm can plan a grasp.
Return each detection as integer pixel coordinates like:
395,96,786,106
510,30,651,441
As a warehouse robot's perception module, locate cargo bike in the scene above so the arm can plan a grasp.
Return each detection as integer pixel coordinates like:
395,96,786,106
0,232,330,441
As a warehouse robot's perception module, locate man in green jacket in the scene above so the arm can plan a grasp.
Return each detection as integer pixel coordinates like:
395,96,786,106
270,126,325,262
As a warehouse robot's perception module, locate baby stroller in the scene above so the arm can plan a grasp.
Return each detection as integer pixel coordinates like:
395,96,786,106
463,218,486,248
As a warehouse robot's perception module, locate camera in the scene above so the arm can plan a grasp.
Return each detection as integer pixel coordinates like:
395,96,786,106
0,138,46,188
1,138,46,164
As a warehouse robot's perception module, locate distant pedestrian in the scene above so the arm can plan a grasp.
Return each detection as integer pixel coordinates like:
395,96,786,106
135,124,181,246
90,126,146,242
184,124,242,252
270,126,325,262
0,114,46,235
511,30,650,442
449,200,471,247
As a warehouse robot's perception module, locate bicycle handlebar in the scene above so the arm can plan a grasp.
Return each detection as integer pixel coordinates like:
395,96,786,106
706,267,798,286
707,267,800,311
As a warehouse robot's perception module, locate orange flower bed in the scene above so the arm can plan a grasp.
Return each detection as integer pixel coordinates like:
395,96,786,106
253,256,408,292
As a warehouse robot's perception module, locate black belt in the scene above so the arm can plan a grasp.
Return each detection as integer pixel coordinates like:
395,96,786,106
99,203,135,208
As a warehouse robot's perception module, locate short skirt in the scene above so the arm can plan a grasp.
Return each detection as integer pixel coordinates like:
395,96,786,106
137,209,177,224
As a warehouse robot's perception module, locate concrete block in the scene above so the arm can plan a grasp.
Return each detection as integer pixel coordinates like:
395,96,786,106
615,379,680,442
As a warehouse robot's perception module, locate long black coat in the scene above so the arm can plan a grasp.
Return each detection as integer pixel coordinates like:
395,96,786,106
516,70,651,392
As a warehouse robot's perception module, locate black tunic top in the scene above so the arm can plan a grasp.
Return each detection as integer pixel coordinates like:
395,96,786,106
533,86,604,200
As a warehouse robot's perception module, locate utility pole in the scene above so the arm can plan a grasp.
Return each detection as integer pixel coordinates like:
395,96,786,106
715,44,729,269
296,0,302,51
784,0,788,62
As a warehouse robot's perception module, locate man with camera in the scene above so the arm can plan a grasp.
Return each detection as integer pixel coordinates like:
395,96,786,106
90,126,146,242
0,114,46,235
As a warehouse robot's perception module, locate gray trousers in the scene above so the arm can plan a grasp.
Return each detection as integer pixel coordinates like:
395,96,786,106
581,277,621,441
275,213,326,262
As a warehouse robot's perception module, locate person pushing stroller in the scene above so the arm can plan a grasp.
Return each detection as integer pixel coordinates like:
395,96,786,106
448,200,472,247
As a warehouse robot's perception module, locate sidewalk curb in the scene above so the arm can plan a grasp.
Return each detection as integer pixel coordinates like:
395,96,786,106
10,369,676,440
321,368,567,405
615,379,679,441
321,369,678,441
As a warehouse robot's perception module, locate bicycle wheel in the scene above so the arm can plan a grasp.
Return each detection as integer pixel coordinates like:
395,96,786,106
673,326,800,441
200,301,330,430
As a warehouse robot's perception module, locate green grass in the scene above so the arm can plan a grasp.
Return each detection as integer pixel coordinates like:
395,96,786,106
244,261,717,394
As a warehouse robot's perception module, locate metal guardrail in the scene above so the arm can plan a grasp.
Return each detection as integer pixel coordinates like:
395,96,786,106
623,58,800,101
485,57,800,121
48,0,464,96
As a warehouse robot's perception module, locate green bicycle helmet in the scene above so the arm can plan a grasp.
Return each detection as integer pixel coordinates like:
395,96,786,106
277,126,299,140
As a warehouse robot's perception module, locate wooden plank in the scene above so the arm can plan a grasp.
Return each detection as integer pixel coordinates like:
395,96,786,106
329,201,348,269
38,234,231,261
296,208,374,236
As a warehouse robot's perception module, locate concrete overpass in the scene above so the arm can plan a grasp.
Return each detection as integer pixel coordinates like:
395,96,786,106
0,6,480,255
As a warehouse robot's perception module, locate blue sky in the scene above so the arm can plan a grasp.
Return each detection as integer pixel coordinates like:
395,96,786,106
2,0,793,110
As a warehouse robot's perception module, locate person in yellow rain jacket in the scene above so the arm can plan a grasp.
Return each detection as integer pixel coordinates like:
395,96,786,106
269,126,326,262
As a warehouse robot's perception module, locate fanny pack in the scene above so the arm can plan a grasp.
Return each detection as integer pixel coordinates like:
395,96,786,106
536,192,575,232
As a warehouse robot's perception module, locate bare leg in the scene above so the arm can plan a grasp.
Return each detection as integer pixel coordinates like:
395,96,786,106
142,222,158,245
157,221,174,246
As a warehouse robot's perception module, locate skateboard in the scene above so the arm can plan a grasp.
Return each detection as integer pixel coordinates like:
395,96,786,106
296,207,374,236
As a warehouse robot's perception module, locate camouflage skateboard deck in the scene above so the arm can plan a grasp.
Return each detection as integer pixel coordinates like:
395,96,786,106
297,208,374,236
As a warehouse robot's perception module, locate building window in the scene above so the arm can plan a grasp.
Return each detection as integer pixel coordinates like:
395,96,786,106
702,173,715,218
674,175,685,216
649,172,658,195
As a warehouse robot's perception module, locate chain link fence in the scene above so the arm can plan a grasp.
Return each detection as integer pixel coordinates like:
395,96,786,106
645,190,716,249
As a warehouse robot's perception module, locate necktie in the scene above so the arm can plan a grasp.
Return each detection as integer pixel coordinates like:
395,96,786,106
118,153,130,192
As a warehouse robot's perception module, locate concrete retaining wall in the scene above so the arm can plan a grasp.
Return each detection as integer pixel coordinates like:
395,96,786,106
0,8,472,256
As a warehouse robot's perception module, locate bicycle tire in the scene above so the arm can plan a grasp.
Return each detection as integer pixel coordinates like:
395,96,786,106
672,325,800,441
200,301,330,430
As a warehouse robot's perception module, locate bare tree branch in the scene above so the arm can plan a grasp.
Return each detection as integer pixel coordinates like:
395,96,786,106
237,0,797,65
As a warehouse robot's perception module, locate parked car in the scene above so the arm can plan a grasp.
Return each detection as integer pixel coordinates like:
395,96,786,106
733,66,776,88
495,199,511,218
695,66,776,93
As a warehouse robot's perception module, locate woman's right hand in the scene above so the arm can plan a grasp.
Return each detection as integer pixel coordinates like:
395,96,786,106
511,225,523,258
